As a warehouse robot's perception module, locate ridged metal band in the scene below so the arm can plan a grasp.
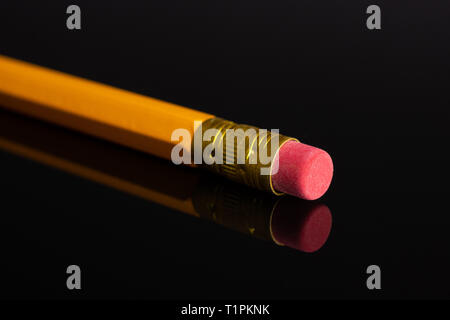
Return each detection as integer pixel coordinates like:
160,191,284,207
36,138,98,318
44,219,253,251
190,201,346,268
192,117,298,195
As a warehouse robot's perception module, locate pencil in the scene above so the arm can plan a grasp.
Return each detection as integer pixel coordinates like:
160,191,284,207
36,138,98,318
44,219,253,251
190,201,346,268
0,55,333,200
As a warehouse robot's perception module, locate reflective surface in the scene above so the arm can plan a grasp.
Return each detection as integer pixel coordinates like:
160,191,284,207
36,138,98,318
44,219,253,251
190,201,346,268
0,109,332,254
0,0,449,299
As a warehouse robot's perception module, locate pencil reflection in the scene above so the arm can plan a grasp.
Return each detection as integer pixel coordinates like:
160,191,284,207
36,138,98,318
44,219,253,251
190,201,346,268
193,178,332,253
0,108,332,253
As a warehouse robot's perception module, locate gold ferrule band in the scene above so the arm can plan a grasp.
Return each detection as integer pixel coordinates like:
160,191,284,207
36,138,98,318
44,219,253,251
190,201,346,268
193,117,298,195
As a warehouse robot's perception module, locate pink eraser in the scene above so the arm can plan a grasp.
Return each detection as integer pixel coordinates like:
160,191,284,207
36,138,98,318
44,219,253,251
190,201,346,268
272,141,333,200
271,200,332,253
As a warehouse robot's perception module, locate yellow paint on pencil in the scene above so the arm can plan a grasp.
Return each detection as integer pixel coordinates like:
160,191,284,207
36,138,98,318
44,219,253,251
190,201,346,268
0,55,213,160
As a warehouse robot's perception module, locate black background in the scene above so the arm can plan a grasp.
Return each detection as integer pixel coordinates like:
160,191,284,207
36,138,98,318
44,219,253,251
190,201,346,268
0,0,449,300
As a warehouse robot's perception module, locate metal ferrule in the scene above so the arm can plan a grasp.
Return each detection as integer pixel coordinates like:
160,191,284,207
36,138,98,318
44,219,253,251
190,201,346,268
193,117,297,195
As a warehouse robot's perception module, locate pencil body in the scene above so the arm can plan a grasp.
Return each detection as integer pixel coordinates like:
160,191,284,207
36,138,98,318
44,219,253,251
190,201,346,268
0,55,213,160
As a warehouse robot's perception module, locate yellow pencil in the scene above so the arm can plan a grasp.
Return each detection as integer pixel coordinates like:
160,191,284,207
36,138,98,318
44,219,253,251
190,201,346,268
0,55,333,200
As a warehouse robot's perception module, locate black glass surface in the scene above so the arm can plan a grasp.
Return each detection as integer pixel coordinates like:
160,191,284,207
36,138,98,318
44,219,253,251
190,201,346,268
0,0,449,299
